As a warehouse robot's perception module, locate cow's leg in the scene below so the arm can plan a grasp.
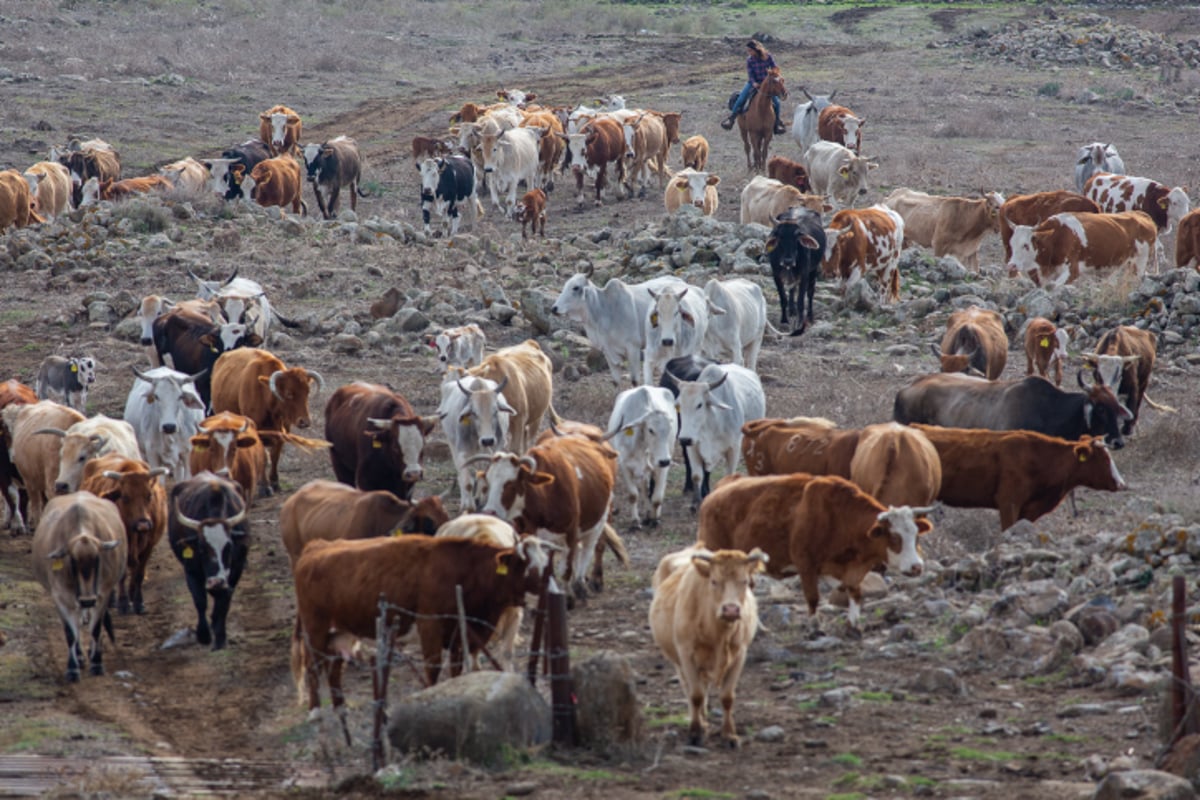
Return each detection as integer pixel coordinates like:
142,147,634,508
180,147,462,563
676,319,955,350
577,519,606,597
349,179,358,212
772,271,789,328
799,567,822,619
845,582,865,629
267,437,284,493
60,616,82,682
649,462,669,525
573,167,585,208
185,571,212,646
117,572,131,615
417,620,444,686
87,609,106,676
209,588,232,650
130,553,150,615
312,183,329,219
744,337,761,372
327,184,341,217
594,165,606,207
5,484,25,535
678,660,708,746
681,442,695,494
718,649,749,748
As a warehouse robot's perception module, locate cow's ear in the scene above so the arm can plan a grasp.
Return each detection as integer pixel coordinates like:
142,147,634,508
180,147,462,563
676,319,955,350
680,310,696,326
101,489,121,503
1073,442,1090,462
869,522,889,539
235,435,257,448
189,435,207,449
198,333,216,347
706,175,720,186
419,416,438,437
916,518,934,535
765,236,778,253
182,395,205,411
690,556,712,578
257,375,270,388
244,333,263,347
529,471,555,486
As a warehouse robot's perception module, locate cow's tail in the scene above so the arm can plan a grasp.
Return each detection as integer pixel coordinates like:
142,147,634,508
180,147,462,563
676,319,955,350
545,404,564,427
272,308,303,329
259,431,332,453
290,615,309,707
1144,394,1178,414
764,320,786,339
602,523,630,568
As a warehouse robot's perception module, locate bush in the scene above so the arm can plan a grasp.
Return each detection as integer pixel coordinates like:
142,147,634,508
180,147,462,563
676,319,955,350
1037,82,1061,97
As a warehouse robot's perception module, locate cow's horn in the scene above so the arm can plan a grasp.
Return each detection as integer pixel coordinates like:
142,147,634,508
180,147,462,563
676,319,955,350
46,547,66,560
912,505,938,516
225,508,246,527
1121,355,1140,364
599,415,625,441
237,418,249,433
148,467,170,478
175,509,202,530
222,267,239,286
307,370,325,392
269,371,284,401
692,549,715,563
519,456,538,471
456,378,473,398
583,263,595,278
1076,369,1092,388
828,89,838,102
367,417,392,430
131,365,153,382
188,269,203,285
547,421,565,437
801,87,813,101
494,375,509,394
1081,353,1099,364
102,470,124,480
707,372,729,391
184,368,209,386
32,428,68,438
747,548,769,564
464,454,495,467
89,435,108,451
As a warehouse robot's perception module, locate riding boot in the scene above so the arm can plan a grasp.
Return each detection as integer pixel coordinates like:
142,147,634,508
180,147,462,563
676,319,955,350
720,112,737,131
773,113,787,135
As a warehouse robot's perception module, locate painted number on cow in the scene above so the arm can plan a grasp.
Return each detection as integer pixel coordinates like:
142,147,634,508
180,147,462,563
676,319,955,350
372,440,383,449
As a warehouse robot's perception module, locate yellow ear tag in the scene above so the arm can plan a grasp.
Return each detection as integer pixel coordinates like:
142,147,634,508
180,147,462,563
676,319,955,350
1078,454,1087,462
496,563,509,576
838,167,850,177
211,346,219,354
675,403,681,413
372,440,383,449
391,528,404,537
624,428,634,437
459,414,472,425
51,558,65,571
1039,337,1050,348
182,547,194,559
650,312,659,328
70,364,78,373
193,442,208,451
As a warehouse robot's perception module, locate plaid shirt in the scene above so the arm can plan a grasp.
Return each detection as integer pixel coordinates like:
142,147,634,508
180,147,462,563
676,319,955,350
746,53,777,85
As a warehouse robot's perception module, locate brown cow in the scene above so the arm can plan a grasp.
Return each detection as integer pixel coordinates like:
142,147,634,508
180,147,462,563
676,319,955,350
1024,317,1069,386
465,340,556,455
100,175,174,202
244,156,306,214
188,412,269,504
817,104,865,153
933,306,1008,380
766,155,811,193
883,188,1004,272
1006,211,1157,286
514,188,547,239
912,425,1125,530
292,535,545,721
411,135,450,166
56,140,121,207
848,422,941,508
650,545,768,748
560,116,627,208
0,380,38,534
259,104,302,157
210,348,325,492
821,205,906,303
999,190,1099,261
1176,209,1200,270
520,108,564,191
624,112,669,197
681,135,710,171
2,400,85,532
0,169,43,231
1084,326,1168,436
698,473,931,627
80,454,168,615
741,417,859,478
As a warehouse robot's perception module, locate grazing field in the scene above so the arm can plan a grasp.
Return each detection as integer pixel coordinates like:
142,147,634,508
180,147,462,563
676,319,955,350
1,2,1200,798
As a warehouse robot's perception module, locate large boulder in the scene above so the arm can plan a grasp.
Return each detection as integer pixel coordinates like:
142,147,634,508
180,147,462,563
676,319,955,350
571,651,644,754
1092,769,1197,800
386,671,551,766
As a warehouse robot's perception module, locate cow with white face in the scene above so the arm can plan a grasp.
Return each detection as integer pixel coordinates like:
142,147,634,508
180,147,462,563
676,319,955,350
431,324,487,374
1074,142,1125,194
676,364,766,505
123,366,206,481
606,386,678,528
702,278,770,371
190,268,275,344
478,125,544,215
437,374,516,510
804,140,878,210
642,286,713,387
791,89,837,156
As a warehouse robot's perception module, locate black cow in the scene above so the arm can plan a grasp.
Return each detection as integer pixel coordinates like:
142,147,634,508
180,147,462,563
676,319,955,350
204,140,271,201
168,472,248,650
660,355,718,494
893,371,1133,449
152,308,261,412
418,155,479,237
766,207,826,335
324,382,437,501
303,136,367,219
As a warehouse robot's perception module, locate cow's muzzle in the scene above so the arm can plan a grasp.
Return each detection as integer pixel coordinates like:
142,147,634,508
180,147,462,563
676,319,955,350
403,468,423,482
904,564,923,578
719,604,742,621
161,423,177,434
135,519,153,534
79,597,97,609
206,577,227,592
480,437,496,448
54,482,70,495
661,337,675,347
296,418,311,429
140,337,153,346
657,458,671,468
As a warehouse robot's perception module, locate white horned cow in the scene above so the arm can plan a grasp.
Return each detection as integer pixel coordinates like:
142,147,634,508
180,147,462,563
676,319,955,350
551,268,686,387
675,363,766,505
642,286,712,387
437,373,515,511
123,366,206,481
804,140,877,210
702,278,769,371
791,89,837,155
1074,142,1125,195
606,386,679,528
190,268,275,345
478,124,545,215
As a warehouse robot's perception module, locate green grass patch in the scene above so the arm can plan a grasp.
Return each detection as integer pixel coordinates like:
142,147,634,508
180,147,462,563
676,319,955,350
909,776,938,788
802,680,839,691
648,713,690,729
1,720,68,753
832,771,860,788
824,793,867,800
524,761,633,783
795,699,820,712
858,690,892,702
831,752,863,767
669,790,735,799
950,746,1020,762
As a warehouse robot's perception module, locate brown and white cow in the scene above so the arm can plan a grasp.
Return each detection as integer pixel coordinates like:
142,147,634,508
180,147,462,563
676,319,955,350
848,422,941,509
822,205,906,303
766,155,811,193
739,174,830,227
259,104,302,157
650,545,768,748
55,140,121,207
699,473,932,627
210,348,325,493
1084,326,1169,436
302,136,365,219
1085,172,1191,235
664,169,720,216
23,161,72,220
243,155,307,215
2,400,85,532
1178,209,1200,269
883,188,1003,271
560,116,627,208
681,135,709,171
999,190,1099,261
188,412,269,504
520,108,564,191
79,454,168,615
85,175,174,205
465,340,555,456
0,169,43,231
933,306,1008,380
32,491,127,682
817,104,865,153
912,425,1125,530
411,135,451,166
514,188,547,239
1023,317,1069,386
1006,211,1157,286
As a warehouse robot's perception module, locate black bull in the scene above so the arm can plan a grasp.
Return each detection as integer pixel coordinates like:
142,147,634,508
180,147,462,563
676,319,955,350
893,372,1133,449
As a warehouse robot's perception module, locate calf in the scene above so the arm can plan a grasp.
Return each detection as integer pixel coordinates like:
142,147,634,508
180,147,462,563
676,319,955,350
1085,326,1166,436
411,135,451,165
514,188,547,239
303,136,365,219
169,472,248,649
883,188,1004,272
817,104,865,153
664,169,720,217
2,400,85,531
35,356,95,413
681,135,709,171
822,205,905,303
188,412,269,504
699,473,932,627
913,425,1125,530
766,155,811,193
259,104,302,157
932,306,1008,380
676,363,766,504
418,155,482,237
243,156,306,214
1006,211,1157,286
702,278,769,370
1024,318,1069,386
80,455,168,614
32,492,126,681
606,386,678,527
431,324,487,373
999,190,1099,261
804,140,876,210
766,206,826,335
650,546,768,748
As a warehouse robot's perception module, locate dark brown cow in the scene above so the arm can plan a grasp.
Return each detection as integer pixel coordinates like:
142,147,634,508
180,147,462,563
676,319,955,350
766,155,811,193
1085,326,1168,436
303,136,365,219
741,417,859,478
259,105,302,157
80,454,168,615
1177,209,1200,269
999,190,1099,261
561,116,627,208
913,425,1125,530
933,306,1008,380
411,135,450,165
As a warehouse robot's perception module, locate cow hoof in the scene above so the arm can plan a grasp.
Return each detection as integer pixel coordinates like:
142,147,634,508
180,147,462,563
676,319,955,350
722,735,741,750
195,627,212,646
65,670,80,683
118,600,131,615
90,663,104,677
134,603,146,615
789,327,806,337
687,730,704,748
644,518,659,529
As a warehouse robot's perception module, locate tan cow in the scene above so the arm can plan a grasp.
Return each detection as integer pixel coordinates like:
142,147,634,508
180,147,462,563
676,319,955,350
740,175,830,227
681,135,709,171
24,161,72,220
520,109,564,191
159,157,210,193
0,169,42,231
1177,209,1200,269
999,190,1099,261
664,168,720,216
1006,211,1157,287
848,422,941,508
822,205,906,303
465,340,556,455
933,306,1008,380
623,113,669,197
188,412,269,505
1023,317,1069,386
650,545,768,748
40,415,142,495
2,400,85,531
883,188,1003,271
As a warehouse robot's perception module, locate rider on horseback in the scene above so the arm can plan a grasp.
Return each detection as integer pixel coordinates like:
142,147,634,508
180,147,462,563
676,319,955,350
722,40,787,135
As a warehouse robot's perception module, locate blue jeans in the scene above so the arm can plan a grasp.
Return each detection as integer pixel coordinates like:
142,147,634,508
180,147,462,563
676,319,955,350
732,80,781,118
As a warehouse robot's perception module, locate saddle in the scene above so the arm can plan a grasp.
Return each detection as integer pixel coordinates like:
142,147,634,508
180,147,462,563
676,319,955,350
727,85,760,112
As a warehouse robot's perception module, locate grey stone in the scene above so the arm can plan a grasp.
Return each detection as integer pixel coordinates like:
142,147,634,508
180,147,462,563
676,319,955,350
330,334,363,354
111,317,143,342
755,725,785,743
843,279,878,312
488,303,518,324
819,687,859,708
571,651,643,753
1094,624,1151,661
1048,620,1084,653
1017,288,1056,321
1091,769,1197,800
520,288,564,335
394,308,430,333
387,671,551,766
87,301,112,326
479,277,509,308
906,667,967,696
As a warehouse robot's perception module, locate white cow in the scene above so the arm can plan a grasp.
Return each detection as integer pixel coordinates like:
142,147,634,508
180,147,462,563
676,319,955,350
702,278,769,371
159,157,210,193
551,269,687,387
664,168,720,216
606,386,678,528
45,415,142,494
478,125,544,214
432,324,487,374
190,270,274,343
123,367,206,481
642,286,712,386
1074,142,1125,194
804,140,878,210
436,373,515,511
791,90,836,156
676,363,766,506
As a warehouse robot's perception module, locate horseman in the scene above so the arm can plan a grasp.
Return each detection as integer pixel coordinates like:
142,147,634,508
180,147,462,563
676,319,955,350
722,40,787,135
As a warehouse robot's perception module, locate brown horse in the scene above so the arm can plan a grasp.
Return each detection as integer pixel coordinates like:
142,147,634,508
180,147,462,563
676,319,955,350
738,67,788,173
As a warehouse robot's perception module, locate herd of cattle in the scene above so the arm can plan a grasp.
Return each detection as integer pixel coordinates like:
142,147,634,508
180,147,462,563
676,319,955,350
0,85,1191,749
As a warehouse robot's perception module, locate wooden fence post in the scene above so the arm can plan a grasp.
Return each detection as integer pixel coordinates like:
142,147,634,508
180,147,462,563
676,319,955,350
546,586,576,747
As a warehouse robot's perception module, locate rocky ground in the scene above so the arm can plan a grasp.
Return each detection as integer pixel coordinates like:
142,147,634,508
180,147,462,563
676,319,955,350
2,2,1200,798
